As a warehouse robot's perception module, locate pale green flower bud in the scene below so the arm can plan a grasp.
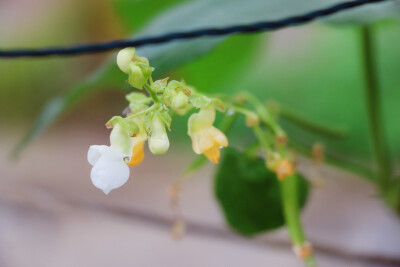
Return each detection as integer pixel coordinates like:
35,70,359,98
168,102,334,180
163,80,191,107
117,48,136,73
172,91,189,110
128,62,154,89
149,116,170,155
117,47,154,89
128,63,146,89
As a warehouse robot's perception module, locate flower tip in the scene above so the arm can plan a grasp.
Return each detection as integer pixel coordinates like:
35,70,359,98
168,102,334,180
149,135,170,155
102,188,111,195
117,47,135,73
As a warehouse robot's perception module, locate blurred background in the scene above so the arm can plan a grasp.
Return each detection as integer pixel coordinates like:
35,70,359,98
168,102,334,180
1,0,400,266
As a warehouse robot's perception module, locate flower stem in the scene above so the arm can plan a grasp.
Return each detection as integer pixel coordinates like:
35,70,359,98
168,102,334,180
144,83,161,103
252,125,271,151
281,175,317,267
360,25,392,189
126,104,159,120
275,102,347,140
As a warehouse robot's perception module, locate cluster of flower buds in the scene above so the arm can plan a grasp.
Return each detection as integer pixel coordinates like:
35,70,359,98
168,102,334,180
87,47,301,194
88,48,229,194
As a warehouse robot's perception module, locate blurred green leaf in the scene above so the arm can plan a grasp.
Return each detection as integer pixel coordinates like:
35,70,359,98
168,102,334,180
11,63,125,158
113,0,188,31
15,0,399,162
227,22,400,177
215,147,309,236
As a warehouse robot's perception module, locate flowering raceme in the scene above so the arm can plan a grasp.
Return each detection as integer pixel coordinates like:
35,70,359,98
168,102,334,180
87,47,293,195
84,45,320,264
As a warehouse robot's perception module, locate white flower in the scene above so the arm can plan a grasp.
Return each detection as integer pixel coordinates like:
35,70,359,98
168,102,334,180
87,145,130,195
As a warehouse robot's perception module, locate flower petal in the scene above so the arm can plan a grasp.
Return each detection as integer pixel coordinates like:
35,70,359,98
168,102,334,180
90,154,130,194
127,138,145,166
87,145,109,166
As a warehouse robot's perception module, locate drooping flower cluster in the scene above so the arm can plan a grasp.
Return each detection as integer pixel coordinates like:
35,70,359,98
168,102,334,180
88,47,298,195
88,48,229,194
86,47,314,264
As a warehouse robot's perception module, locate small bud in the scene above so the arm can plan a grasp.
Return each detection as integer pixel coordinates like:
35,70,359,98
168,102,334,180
172,91,189,110
234,92,247,104
275,159,295,181
276,134,288,146
149,116,170,155
293,241,313,259
117,47,154,89
152,77,169,92
266,151,281,171
245,111,259,127
164,80,191,107
117,48,136,73
128,63,146,89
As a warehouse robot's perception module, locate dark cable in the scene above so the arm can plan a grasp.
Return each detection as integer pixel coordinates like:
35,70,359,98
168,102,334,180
0,0,388,58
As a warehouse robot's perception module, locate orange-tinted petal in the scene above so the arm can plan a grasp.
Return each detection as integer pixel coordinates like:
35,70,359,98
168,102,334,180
203,145,221,164
127,139,145,166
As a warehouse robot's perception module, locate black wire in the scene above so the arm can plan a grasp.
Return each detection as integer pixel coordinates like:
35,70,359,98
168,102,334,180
0,0,388,58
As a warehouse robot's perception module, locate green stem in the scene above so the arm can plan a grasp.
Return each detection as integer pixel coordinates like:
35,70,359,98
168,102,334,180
252,125,271,151
361,25,392,189
144,83,160,103
230,105,254,117
290,139,376,181
276,103,347,140
243,93,285,136
281,175,317,267
126,104,159,120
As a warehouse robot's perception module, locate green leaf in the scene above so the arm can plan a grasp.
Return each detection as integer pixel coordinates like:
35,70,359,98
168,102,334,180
215,147,309,236
112,0,188,31
11,63,123,158
16,0,398,157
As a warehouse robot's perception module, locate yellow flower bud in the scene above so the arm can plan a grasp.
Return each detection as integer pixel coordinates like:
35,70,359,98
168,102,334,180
275,159,295,181
188,107,228,163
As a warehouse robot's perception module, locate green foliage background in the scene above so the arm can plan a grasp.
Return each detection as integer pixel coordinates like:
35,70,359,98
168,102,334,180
1,0,400,232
